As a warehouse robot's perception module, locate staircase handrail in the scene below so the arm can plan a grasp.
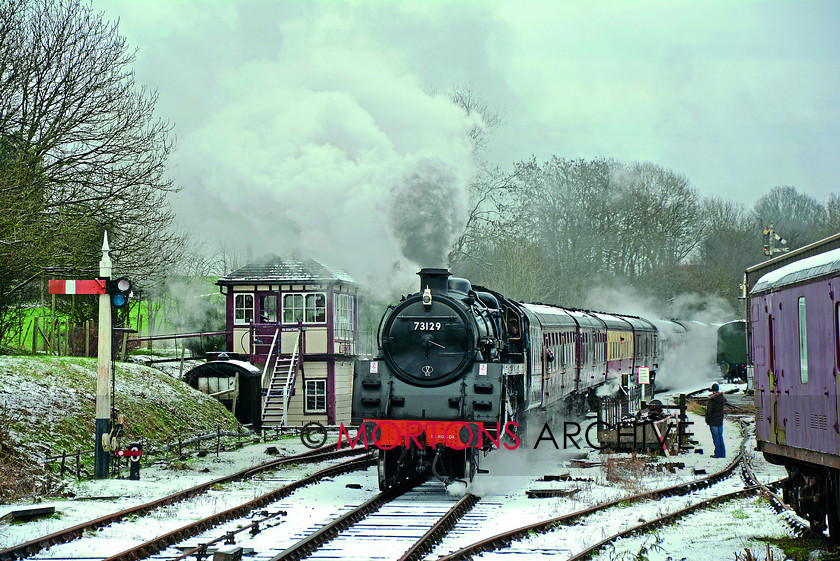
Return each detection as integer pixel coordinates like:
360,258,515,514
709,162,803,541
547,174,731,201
281,330,302,426
260,326,282,423
261,325,281,387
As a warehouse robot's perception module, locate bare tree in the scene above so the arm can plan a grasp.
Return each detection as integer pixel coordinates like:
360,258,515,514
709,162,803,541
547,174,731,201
610,162,701,281
0,0,181,340
448,82,504,162
446,84,514,273
820,193,840,239
752,185,826,250
684,197,759,310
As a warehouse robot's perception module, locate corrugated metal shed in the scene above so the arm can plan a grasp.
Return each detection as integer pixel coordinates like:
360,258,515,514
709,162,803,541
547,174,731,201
217,256,355,286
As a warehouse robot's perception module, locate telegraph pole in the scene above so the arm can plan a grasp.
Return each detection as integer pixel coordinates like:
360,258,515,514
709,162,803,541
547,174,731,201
95,232,112,479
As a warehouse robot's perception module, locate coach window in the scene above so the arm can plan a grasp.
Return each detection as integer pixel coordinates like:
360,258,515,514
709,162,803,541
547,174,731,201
836,303,840,369
798,296,808,383
305,379,327,413
234,294,254,325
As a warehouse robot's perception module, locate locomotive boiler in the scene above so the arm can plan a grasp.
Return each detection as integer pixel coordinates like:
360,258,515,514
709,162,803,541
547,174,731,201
352,268,666,490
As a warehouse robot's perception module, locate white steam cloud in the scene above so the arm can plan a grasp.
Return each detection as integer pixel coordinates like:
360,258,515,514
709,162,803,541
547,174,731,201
168,9,475,289
583,286,738,393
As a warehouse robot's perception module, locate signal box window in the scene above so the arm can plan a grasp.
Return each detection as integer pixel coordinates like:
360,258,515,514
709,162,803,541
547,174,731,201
283,294,304,323
283,292,326,324
305,379,327,413
234,294,254,325
259,294,277,323
305,293,326,323
334,293,355,340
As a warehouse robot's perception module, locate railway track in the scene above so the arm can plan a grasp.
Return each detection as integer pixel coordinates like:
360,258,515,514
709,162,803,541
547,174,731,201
268,482,480,561
4,415,804,561
136,476,482,561
0,445,368,561
429,419,801,560
431,453,747,560
564,422,796,561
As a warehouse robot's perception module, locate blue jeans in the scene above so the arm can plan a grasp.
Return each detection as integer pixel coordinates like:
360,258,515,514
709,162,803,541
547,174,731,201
709,425,725,458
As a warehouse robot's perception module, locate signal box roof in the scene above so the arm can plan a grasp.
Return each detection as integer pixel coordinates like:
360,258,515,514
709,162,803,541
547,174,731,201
217,256,355,286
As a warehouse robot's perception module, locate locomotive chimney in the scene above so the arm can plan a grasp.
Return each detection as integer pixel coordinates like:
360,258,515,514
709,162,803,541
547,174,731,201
417,268,451,294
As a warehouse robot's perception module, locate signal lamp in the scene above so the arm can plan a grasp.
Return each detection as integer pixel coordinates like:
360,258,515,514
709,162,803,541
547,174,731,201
106,277,132,307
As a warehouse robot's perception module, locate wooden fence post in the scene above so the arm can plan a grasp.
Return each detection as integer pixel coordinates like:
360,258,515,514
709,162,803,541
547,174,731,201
121,332,129,361
178,346,186,379
32,317,38,354
85,320,90,357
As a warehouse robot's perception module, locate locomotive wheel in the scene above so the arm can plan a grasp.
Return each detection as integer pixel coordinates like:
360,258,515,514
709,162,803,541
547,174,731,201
378,449,398,492
464,449,477,484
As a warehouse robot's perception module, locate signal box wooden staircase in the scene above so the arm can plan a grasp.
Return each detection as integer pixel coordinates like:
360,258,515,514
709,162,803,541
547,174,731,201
261,328,303,428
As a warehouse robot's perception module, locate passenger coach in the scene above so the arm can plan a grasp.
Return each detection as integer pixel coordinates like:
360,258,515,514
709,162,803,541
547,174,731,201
751,246,840,536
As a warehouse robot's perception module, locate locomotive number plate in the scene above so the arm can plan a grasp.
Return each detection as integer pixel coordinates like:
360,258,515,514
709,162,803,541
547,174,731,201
412,322,442,331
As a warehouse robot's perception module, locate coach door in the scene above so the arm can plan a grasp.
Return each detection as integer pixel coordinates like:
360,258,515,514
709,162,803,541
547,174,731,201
836,302,840,454
768,313,785,445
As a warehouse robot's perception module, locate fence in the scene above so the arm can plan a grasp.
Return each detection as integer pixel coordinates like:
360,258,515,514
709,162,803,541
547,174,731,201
27,316,146,358
597,389,691,452
43,428,256,480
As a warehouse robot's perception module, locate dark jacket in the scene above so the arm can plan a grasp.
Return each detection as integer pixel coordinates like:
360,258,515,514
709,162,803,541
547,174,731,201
705,392,725,426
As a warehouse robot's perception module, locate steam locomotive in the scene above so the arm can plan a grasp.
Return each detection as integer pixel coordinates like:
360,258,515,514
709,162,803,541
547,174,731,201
351,268,670,490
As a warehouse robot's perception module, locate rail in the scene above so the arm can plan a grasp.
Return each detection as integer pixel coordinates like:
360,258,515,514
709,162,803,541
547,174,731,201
2,446,370,561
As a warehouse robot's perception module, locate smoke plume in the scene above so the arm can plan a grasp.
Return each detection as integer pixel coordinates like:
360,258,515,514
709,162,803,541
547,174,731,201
387,157,469,268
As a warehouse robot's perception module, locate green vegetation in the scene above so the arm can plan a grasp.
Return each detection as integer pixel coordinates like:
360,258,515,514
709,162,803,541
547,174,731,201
732,508,750,519
752,535,839,561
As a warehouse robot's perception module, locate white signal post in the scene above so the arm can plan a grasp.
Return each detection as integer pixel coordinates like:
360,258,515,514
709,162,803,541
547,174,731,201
95,232,113,478
47,233,115,478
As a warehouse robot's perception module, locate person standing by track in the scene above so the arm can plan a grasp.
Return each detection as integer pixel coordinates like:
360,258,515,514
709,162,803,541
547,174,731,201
705,383,726,458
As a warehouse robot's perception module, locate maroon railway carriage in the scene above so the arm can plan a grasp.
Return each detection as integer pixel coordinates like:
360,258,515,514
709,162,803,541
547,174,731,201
751,246,840,537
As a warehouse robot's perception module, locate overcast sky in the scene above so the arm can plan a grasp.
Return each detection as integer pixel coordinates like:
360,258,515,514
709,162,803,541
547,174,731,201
92,0,840,280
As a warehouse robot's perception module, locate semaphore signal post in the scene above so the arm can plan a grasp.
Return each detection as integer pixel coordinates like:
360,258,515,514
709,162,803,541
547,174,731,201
95,233,112,479
48,232,121,478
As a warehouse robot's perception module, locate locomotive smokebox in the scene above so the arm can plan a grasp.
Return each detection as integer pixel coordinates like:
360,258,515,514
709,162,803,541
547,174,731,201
418,268,451,294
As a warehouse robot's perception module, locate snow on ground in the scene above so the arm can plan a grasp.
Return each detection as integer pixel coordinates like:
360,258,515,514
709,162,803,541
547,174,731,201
0,436,315,549
0,381,805,561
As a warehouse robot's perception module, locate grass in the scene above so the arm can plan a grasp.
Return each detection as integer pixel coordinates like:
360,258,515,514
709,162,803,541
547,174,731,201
686,399,704,416
0,355,242,503
732,508,750,519
751,535,839,560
